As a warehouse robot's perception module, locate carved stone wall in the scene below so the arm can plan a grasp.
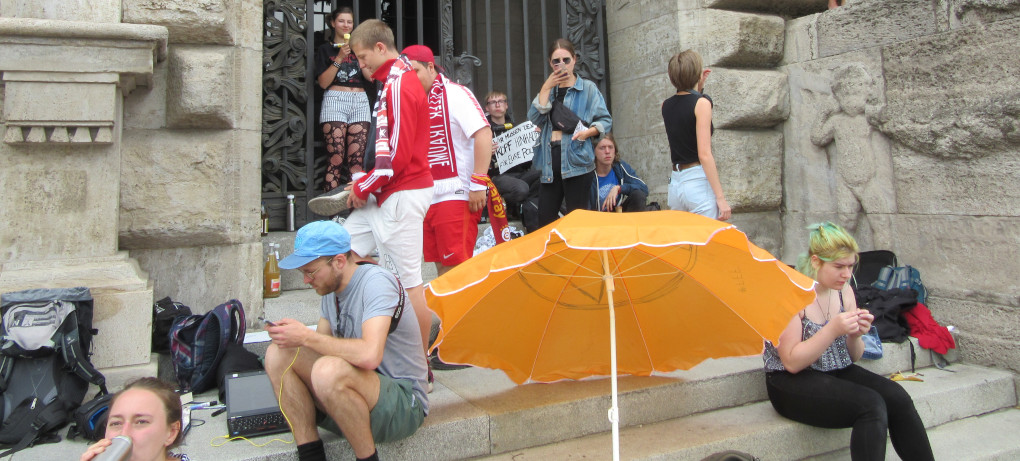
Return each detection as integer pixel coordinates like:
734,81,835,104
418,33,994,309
1,0,264,352
605,0,1020,377
781,0,1020,376
120,0,264,317
0,16,167,371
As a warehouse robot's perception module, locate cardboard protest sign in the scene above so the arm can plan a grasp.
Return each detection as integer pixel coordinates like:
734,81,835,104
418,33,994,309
494,121,540,174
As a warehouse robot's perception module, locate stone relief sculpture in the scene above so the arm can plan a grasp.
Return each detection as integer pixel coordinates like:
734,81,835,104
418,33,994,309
810,63,896,249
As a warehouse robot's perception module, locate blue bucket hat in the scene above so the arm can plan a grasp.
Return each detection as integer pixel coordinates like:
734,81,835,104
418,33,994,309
278,220,352,270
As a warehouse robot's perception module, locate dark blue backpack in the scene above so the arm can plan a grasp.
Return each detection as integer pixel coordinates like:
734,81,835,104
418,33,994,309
169,300,246,393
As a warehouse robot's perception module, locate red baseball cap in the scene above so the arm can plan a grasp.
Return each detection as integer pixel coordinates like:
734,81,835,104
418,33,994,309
402,44,435,64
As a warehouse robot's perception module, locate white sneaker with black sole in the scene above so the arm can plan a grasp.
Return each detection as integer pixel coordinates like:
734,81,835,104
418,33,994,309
307,188,352,216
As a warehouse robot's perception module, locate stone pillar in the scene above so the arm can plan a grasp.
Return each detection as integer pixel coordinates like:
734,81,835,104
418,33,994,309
0,18,167,370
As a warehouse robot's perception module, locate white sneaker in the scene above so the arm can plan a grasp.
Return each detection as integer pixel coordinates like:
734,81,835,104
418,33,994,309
308,188,351,216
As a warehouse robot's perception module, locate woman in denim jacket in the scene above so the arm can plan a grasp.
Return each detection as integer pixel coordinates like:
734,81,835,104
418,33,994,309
528,38,612,227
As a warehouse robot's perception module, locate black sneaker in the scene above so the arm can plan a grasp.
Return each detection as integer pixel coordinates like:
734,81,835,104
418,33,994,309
308,188,352,216
429,348,470,371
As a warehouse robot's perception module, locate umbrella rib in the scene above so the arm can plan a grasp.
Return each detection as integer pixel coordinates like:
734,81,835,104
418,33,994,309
526,250,600,382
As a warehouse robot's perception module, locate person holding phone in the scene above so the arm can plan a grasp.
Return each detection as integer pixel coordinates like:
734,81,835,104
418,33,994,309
528,38,612,227
265,221,428,461
762,222,934,461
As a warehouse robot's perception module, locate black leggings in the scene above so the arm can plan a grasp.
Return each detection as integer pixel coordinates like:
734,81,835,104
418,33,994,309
766,364,934,461
538,143,596,227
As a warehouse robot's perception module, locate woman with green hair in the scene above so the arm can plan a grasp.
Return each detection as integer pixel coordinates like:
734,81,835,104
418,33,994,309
762,222,934,460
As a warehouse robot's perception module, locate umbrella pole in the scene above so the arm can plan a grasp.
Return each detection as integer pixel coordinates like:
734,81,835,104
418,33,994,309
601,250,620,461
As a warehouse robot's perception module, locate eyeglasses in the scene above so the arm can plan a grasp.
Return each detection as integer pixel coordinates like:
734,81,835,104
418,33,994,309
551,57,572,65
301,256,334,281
487,99,507,106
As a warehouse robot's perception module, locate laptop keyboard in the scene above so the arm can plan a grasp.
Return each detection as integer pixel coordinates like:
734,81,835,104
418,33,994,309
229,412,288,437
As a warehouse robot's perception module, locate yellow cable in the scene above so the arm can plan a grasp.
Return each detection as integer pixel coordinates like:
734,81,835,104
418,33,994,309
209,347,301,448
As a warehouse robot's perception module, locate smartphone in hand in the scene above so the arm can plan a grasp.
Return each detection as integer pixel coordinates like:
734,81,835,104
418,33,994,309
258,316,277,327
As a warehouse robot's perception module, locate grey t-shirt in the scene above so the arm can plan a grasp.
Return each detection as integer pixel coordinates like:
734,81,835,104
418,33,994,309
319,263,429,415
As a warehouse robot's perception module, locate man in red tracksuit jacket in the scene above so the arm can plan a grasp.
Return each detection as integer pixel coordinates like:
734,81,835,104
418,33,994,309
347,19,434,376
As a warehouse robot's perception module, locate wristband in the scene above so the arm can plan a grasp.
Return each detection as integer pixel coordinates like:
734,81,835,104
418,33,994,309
470,173,489,187
332,61,341,69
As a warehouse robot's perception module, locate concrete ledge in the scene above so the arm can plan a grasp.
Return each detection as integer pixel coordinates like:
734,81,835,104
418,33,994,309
17,338,1001,461
475,363,1016,460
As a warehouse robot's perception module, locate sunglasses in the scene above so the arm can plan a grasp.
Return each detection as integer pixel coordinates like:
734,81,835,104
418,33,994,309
551,57,572,66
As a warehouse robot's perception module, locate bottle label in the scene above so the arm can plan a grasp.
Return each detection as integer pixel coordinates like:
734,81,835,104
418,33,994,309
270,279,281,292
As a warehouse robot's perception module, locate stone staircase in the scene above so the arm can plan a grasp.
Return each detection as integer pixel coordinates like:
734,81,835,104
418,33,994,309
22,305,1018,461
15,228,1020,460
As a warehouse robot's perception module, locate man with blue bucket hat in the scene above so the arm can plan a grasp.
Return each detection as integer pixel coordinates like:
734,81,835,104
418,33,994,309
263,220,428,461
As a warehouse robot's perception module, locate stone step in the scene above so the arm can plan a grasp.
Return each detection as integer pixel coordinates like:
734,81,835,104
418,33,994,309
262,219,522,292
18,338,1005,461
474,363,1017,460
806,408,1020,461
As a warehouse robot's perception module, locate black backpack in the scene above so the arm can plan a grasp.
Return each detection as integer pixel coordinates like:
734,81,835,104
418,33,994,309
152,297,192,354
852,250,898,289
0,287,108,457
169,300,246,393
66,392,116,442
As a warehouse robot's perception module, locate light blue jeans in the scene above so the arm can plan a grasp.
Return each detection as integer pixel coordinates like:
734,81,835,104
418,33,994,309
668,166,719,219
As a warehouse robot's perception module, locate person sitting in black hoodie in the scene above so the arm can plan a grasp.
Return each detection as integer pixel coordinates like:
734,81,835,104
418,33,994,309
485,90,540,231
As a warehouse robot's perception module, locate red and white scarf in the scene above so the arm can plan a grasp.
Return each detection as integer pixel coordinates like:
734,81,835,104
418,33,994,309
370,55,416,178
425,73,461,197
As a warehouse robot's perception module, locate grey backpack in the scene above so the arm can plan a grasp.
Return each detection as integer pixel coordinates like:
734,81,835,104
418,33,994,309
0,287,108,457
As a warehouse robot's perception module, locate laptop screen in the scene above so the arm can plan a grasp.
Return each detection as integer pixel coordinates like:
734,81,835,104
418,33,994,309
226,371,281,415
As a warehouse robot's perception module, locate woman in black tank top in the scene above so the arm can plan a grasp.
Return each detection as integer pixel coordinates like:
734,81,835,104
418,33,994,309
661,50,731,221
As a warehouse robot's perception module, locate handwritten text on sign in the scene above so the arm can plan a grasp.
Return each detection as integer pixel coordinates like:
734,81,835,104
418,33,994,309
494,121,539,174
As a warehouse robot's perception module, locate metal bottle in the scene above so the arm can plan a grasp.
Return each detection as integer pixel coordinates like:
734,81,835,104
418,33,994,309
286,194,295,231
93,435,132,461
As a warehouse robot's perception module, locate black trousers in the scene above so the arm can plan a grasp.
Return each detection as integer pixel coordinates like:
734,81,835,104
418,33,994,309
620,189,647,212
766,364,934,461
538,143,596,228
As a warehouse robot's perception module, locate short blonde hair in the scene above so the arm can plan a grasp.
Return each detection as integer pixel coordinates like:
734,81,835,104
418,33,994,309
350,19,395,51
668,50,703,92
485,91,507,104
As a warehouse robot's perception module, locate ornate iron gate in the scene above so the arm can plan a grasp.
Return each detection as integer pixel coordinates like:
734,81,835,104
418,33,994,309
262,0,608,230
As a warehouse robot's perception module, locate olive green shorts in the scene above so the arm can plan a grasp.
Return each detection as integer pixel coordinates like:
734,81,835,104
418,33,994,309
317,373,424,443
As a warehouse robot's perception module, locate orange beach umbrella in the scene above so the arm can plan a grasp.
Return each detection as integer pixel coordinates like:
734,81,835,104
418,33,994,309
426,210,815,460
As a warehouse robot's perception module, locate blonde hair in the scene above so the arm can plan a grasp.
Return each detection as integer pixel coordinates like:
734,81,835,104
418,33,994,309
668,50,703,92
349,19,395,51
485,91,507,104
795,222,859,280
